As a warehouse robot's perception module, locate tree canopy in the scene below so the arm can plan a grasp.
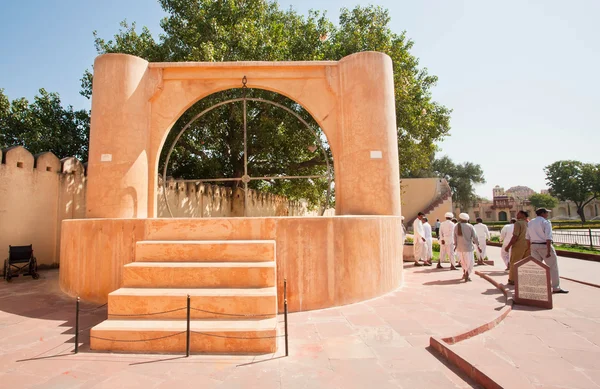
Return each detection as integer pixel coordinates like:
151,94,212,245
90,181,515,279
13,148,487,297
82,0,452,207
528,193,559,211
0,88,89,160
429,156,486,211
544,160,600,222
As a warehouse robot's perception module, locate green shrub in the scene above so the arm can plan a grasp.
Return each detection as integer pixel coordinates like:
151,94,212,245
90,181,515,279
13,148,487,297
490,236,500,242
405,237,414,244
432,242,440,252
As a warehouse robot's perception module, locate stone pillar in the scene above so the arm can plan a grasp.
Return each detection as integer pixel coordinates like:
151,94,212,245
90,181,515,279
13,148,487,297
86,54,150,218
336,51,401,216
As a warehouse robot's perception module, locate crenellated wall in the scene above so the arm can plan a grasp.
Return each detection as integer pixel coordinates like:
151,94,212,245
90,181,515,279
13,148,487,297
0,146,86,268
1,147,316,268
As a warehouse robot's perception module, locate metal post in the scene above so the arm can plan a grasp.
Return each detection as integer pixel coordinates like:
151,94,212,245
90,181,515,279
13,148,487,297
589,228,593,250
75,297,80,354
186,294,191,357
284,279,289,357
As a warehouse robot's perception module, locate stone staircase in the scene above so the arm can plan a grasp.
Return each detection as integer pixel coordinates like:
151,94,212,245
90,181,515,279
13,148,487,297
90,240,278,354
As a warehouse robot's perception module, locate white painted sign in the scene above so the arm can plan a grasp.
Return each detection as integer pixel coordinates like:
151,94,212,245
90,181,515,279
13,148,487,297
370,150,383,159
100,154,113,162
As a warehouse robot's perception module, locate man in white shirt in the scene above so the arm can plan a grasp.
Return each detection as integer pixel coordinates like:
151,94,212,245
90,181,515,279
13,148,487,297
423,217,434,264
474,218,490,265
401,216,407,243
438,212,458,270
499,218,516,270
526,208,568,294
435,219,441,238
412,212,431,266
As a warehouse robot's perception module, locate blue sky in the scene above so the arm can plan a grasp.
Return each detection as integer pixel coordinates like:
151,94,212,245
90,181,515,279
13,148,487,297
1,0,599,198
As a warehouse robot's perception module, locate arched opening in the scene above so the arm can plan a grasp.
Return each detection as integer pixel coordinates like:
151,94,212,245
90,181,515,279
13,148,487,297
157,84,334,218
498,211,508,222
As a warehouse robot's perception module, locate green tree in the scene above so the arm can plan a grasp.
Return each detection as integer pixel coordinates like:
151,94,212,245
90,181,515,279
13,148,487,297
0,88,90,160
545,160,600,222
431,156,486,211
83,1,452,207
528,193,559,211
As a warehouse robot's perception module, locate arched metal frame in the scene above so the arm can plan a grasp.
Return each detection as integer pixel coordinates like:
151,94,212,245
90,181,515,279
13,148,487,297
162,78,333,217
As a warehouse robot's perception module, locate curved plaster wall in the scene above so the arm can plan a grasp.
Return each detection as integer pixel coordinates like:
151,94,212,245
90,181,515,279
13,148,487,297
59,216,404,313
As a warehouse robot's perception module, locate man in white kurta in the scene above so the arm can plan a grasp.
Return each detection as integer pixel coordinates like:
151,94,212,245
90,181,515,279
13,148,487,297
474,218,490,265
438,212,457,270
499,219,516,270
423,218,433,263
454,213,481,282
412,212,430,266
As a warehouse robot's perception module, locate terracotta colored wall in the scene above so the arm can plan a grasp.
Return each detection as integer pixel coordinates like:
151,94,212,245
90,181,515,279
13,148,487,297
60,216,404,312
400,178,441,220
0,147,84,268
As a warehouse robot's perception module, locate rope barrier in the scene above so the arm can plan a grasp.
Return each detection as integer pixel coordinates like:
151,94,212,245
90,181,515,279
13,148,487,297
189,307,275,318
78,303,108,312
108,307,186,317
190,331,285,340
89,331,186,343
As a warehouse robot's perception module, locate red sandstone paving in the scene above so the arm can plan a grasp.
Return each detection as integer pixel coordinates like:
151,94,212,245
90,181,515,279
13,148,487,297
454,246,600,388
0,267,499,388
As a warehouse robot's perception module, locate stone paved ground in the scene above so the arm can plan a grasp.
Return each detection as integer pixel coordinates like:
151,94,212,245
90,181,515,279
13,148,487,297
0,263,505,389
455,246,600,388
1,246,598,388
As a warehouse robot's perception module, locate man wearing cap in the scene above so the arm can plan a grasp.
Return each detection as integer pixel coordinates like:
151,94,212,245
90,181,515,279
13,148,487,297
500,218,516,270
504,210,531,285
474,218,491,265
527,208,568,294
454,213,482,282
412,212,431,266
438,212,458,270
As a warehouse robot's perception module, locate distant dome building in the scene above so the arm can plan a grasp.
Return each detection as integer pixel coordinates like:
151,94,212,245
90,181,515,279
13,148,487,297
506,186,536,200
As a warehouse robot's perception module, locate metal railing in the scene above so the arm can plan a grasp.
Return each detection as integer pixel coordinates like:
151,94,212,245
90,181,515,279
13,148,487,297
551,229,600,250
74,279,289,357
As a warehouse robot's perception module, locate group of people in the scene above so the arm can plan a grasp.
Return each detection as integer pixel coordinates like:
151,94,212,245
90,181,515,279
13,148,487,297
500,208,568,294
411,212,488,282
407,207,569,293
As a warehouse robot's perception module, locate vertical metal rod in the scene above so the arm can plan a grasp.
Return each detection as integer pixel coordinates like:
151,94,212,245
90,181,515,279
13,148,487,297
186,294,191,357
284,278,289,357
589,228,593,250
243,77,248,218
75,297,80,354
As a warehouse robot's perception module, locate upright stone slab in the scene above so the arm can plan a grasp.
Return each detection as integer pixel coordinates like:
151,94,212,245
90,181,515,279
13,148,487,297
514,256,553,309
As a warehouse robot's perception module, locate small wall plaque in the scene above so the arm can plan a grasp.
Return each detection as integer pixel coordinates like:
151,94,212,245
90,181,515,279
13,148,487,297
370,150,383,159
101,154,113,162
514,256,553,309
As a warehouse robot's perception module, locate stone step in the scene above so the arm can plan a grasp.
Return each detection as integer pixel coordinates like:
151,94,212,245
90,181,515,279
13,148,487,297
122,262,276,288
108,287,277,319
90,318,277,354
135,240,275,262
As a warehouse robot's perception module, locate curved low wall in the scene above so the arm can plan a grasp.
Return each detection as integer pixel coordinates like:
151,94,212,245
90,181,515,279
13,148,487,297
59,216,404,313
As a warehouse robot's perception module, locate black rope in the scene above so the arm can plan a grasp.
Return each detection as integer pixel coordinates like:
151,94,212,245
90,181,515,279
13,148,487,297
89,331,186,343
191,331,284,340
78,303,107,312
189,307,275,318
108,307,186,317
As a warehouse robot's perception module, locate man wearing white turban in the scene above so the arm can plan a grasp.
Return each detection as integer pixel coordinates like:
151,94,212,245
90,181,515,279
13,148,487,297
438,212,458,270
453,213,482,281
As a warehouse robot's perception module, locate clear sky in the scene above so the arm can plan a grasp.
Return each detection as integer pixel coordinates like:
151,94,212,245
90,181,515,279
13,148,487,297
1,0,598,198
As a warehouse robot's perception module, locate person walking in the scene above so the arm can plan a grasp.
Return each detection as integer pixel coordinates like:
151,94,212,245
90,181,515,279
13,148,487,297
423,217,434,264
474,218,491,265
452,218,461,267
527,208,568,294
500,218,516,270
438,212,458,270
454,213,482,282
435,219,441,238
412,212,431,266
504,210,531,285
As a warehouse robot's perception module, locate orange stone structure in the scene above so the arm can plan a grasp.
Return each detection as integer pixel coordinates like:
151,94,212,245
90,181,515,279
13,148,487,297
59,51,403,353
